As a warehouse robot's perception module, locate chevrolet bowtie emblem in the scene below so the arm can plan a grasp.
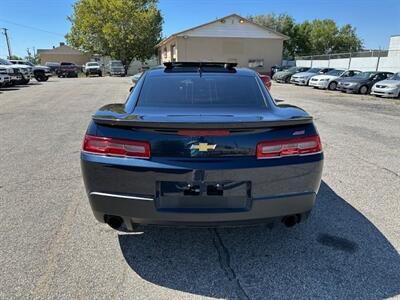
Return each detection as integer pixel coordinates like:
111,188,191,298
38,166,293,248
190,143,217,152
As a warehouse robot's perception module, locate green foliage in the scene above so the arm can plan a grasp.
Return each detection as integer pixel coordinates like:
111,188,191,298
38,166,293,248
248,14,363,58
9,55,23,60
66,0,162,65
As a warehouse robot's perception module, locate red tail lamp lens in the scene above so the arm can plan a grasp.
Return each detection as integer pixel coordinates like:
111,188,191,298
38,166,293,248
83,134,150,159
257,135,322,158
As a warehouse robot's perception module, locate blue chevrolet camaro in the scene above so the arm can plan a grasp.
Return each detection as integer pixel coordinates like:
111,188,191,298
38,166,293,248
81,62,323,231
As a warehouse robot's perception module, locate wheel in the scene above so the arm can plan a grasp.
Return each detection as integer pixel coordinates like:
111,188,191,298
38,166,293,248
35,74,46,81
99,72,102,77
284,76,290,83
43,76,49,81
328,81,337,90
359,85,369,95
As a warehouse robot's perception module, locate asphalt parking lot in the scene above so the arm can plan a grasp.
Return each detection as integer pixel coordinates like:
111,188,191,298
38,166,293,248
1,77,399,299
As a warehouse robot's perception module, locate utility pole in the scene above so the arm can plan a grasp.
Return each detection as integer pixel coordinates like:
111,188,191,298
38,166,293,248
1,28,12,59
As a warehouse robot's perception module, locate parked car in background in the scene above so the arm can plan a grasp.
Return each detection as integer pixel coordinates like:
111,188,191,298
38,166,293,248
106,60,125,76
0,63,19,86
273,67,310,83
83,62,102,77
57,62,79,78
0,58,31,84
10,60,52,82
371,72,400,98
309,69,361,90
290,68,334,86
336,71,394,94
259,74,272,90
45,62,61,74
0,68,12,87
270,65,289,78
81,62,323,231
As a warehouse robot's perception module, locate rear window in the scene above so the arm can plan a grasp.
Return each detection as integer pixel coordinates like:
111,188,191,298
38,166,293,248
137,75,266,108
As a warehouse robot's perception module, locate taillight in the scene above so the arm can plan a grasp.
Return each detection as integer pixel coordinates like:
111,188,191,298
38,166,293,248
257,135,322,159
83,134,150,159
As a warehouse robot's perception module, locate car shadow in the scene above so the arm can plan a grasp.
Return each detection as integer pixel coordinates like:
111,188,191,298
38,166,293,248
0,87,20,91
118,181,400,299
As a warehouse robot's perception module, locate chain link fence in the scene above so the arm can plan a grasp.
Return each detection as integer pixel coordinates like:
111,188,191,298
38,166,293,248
294,49,399,73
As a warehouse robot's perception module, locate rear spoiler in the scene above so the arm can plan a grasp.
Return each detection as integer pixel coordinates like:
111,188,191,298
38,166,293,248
92,115,313,129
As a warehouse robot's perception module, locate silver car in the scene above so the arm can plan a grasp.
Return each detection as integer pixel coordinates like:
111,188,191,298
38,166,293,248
371,72,400,98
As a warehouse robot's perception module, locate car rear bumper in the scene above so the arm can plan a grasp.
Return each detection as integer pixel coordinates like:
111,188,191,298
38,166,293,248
81,152,323,227
88,191,316,228
86,69,101,74
110,72,125,75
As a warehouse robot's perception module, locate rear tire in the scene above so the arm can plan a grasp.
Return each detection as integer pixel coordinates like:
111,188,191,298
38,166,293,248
328,81,337,90
359,85,369,95
35,74,46,82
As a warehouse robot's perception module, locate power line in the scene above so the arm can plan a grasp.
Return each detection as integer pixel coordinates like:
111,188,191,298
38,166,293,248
0,18,65,37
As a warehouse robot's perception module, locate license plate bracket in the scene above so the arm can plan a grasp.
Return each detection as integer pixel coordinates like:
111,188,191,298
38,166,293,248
155,181,251,211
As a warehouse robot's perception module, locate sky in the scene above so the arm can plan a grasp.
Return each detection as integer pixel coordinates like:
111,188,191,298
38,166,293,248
0,0,399,58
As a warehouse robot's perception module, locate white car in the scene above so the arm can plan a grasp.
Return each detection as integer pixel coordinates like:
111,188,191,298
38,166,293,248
371,72,400,98
309,69,361,90
0,58,32,84
290,68,334,86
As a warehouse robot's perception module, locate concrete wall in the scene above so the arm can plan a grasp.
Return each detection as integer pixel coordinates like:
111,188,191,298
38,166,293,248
295,35,400,73
296,53,400,72
296,60,312,67
159,38,178,63
39,53,91,66
328,58,350,69
163,36,283,73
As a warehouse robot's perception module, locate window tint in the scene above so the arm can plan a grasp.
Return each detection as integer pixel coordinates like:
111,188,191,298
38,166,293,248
326,69,344,76
137,75,266,108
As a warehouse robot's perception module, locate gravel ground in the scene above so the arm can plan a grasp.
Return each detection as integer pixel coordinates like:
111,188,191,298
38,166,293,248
0,78,399,299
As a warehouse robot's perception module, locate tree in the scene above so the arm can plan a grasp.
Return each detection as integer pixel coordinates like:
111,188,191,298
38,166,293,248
9,55,23,60
66,0,162,65
248,14,298,58
249,13,363,58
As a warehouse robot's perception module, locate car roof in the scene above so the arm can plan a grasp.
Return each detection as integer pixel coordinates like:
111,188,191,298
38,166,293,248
146,64,257,77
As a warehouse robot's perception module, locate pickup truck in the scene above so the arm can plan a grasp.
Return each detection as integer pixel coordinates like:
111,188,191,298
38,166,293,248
83,62,102,77
57,62,79,78
0,67,12,87
105,60,125,76
10,60,52,82
0,58,26,85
